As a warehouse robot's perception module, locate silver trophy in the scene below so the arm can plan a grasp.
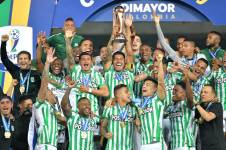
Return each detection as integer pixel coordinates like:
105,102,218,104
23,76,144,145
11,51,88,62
113,6,126,44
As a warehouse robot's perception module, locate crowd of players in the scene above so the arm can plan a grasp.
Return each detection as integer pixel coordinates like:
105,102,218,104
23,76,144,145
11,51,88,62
0,8,225,150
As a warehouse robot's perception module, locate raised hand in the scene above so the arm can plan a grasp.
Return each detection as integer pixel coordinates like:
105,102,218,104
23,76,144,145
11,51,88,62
46,48,57,64
66,76,76,89
37,31,46,45
1,35,9,42
124,14,133,27
152,9,160,24
65,29,74,38
156,53,163,62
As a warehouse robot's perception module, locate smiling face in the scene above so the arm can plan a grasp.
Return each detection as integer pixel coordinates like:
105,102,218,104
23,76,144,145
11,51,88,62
0,98,13,116
142,80,157,97
63,20,76,33
140,44,152,63
172,85,186,102
113,53,125,71
78,99,91,117
51,58,63,75
17,53,31,70
100,46,108,62
80,40,93,55
193,60,208,78
79,54,92,72
132,35,142,52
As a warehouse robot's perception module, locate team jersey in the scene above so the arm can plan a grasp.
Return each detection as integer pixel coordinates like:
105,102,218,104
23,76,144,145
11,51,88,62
191,76,209,101
102,103,137,150
166,100,195,149
133,59,153,98
70,65,106,115
34,99,58,147
138,95,164,145
206,68,226,110
104,66,134,98
67,111,98,150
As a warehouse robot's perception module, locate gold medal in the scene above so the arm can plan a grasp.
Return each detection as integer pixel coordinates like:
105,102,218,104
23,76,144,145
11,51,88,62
4,131,11,139
55,112,61,117
120,121,126,128
19,85,25,94
81,131,87,139
138,109,144,115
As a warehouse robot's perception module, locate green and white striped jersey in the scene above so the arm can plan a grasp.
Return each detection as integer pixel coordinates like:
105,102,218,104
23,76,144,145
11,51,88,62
104,66,134,98
134,60,153,98
67,111,97,150
191,76,209,101
139,95,164,145
102,103,137,150
70,65,106,115
206,68,226,110
166,100,195,149
34,99,58,147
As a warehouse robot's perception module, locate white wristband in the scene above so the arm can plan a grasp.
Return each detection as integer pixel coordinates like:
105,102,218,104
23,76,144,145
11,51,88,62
88,88,92,93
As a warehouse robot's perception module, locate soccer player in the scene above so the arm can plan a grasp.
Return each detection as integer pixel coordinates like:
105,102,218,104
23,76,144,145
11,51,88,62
165,80,196,150
138,54,166,150
69,52,109,114
34,48,65,150
134,43,153,98
61,79,98,150
201,31,225,65
101,84,138,150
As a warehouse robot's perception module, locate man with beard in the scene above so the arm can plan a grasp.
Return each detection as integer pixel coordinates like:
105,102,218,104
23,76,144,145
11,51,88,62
11,95,33,150
201,31,225,65
61,78,98,150
0,95,15,150
1,35,41,115
138,54,166,150
69,52,109,115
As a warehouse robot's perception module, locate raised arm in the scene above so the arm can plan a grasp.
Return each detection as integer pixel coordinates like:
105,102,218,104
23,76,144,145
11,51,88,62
124,14,134,65
184,68,195,109
65,30,75,71
156,54,166,100
61,79,75,117
37,48,57,101
153,12,186,66
36,32,46,73
0,35,19,78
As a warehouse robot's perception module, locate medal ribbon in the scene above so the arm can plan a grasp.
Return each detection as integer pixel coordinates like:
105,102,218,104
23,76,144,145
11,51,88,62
209,47,221,59
118,104,129,121
82,118,89,131
115,72,124,81
82,74,91,86
140,94,156,109
20,70,31,93
1,115,11,132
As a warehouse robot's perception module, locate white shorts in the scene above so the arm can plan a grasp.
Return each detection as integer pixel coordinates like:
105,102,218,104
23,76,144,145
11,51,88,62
174,147,196,150
35,144,57,150
141,142,162,150
133,127,141,150
223,110,226,132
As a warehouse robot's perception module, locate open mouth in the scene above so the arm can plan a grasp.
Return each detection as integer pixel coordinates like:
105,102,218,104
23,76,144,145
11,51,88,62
84,64,89,67
115,63,122,67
